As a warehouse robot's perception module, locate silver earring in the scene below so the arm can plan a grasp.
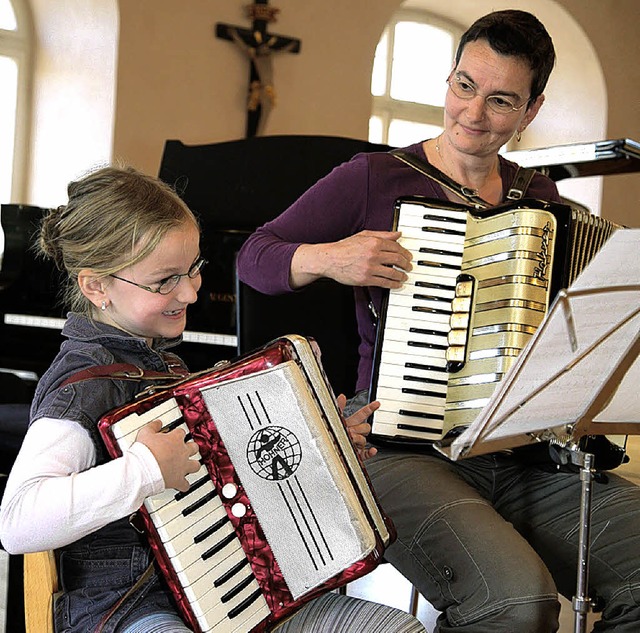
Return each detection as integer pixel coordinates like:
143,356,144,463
101,300,107,311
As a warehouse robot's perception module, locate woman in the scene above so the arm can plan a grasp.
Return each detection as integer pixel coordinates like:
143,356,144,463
237,10,640,632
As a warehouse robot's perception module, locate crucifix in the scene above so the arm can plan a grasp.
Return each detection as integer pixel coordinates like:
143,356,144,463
216,1,301,137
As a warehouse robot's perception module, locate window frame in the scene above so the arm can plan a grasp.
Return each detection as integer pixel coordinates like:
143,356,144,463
1,0,32,203
370,10,463,146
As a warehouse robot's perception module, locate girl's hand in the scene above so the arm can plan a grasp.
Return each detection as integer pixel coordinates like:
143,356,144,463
136,419,200,492
337,394,379,460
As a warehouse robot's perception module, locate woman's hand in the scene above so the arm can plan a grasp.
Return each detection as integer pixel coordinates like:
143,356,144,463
136,419,200,492
291,230,412,289
337,394,379,460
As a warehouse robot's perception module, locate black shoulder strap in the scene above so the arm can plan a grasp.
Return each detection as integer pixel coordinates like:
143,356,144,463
391,148,537,205
390,148,490,208
506,166,537,200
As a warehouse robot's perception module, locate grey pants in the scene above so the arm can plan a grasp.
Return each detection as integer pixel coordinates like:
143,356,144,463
120,593,425,632
364,439,640,632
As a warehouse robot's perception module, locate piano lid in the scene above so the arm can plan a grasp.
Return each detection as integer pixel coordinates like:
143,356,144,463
503,138,640,181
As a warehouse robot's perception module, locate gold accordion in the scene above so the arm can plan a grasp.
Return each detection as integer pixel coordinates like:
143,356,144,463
370,196,621,443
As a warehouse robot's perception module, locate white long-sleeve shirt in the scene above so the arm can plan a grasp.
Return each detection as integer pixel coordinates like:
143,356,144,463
0,417,164,554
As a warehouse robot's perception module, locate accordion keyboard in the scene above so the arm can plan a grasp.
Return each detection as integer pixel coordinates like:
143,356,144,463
111,398,271,633
371,200,467,441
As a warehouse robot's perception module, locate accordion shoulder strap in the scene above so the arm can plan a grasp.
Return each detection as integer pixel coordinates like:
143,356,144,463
390,148,489,208
60,362,189,388
391,148,537,206
506,166,537,200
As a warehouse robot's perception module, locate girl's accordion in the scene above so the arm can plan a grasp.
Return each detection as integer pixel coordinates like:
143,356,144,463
98,334,393,633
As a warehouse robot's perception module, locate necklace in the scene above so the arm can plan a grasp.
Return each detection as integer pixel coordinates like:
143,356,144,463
434,135,479,197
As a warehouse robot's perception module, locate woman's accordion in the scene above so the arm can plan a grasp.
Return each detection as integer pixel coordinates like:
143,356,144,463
370,196,621,444
98,335,394,633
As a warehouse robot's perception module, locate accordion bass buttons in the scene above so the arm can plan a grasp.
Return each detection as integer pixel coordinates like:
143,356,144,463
446,275,475,372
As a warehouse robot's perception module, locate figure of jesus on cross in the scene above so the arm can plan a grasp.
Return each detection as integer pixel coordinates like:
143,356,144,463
216,1,301,137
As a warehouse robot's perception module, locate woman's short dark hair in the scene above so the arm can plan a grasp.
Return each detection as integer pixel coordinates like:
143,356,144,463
455,9,556,102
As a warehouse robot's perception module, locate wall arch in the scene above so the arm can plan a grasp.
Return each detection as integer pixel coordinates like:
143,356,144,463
388,0,607,212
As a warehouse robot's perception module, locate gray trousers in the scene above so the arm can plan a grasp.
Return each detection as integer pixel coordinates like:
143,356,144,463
364,441,640,632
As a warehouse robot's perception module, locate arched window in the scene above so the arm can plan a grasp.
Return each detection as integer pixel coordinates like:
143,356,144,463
0,0,30,203
369,10,462,147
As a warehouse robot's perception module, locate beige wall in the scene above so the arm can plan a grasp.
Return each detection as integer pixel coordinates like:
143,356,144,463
24,1,638,225
112,0,639,227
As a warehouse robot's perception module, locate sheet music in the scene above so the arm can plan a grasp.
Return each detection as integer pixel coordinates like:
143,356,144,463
440,229,640,460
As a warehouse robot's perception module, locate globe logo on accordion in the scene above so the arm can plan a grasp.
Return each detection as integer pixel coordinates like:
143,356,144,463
246,426,303,481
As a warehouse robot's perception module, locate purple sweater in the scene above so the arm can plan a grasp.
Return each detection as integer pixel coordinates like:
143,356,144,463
236,141,561,392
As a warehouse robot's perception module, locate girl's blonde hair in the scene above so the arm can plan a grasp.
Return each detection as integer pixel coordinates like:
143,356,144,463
39,165,200,315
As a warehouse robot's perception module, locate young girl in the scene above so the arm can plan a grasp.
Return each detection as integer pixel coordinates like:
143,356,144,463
0,166,425,633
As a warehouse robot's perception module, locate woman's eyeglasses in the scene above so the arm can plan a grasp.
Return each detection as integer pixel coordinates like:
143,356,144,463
110,256,207,295
447,72,530,115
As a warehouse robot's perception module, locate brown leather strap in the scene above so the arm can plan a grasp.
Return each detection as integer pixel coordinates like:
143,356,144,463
60,363,189,388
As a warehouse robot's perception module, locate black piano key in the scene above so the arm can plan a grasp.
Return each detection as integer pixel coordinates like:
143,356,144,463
181,489,219,517
412,305,452,316
406,362,448,375
214,558,250,588
194,513,230,544
398,408,444,421
227,588,264,619
421,212,467,226
415,280,456,292
174,473,210,502
201,532,238,560
397,422,444,435
220,573,256,603
404,374,448,386
412,293,451,303
416,259,460,271
407,341,448,351
402,387,446,398
409,326,448,337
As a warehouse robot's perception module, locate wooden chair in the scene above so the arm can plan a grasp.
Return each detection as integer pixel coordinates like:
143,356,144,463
23,550,57,633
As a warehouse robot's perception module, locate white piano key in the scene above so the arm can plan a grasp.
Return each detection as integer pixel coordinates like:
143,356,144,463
376,355,448,384
144,462,209,514
375,386,446,414
371,418,443,441
111,398,182,443
163,503,229,560
379,339,448,364
385,304,451,329
179,539,248,600
172,523,238,579
151,481,219,541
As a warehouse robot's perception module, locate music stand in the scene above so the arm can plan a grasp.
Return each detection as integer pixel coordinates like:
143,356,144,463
437,228,640,633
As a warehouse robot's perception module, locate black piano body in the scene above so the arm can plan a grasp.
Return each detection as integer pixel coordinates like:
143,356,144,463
2,136,639,403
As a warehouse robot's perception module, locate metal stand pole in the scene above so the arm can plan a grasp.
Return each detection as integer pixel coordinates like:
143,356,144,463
572,451,595,633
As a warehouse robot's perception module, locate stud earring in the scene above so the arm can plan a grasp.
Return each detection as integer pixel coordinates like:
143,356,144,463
101,300,107,311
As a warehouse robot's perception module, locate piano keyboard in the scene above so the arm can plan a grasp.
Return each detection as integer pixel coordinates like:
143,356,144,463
111,398,271,633
371,201,467,441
